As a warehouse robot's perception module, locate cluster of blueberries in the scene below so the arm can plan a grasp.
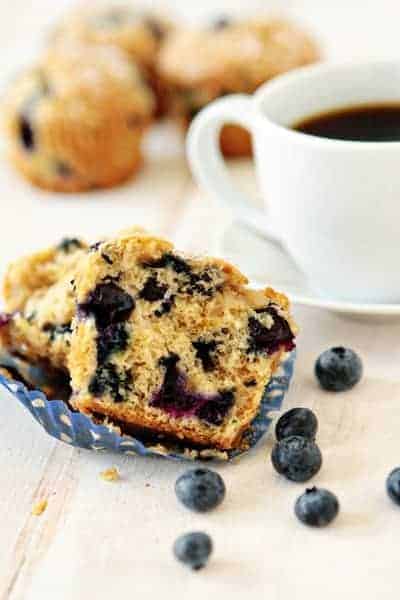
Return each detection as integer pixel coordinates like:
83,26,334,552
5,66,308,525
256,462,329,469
172,346,400,571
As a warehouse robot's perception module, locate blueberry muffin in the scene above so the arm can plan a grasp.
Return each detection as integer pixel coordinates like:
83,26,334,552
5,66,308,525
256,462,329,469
0,238,87,370
3,42,155,191
53,5,171,115
69,232,296,450
158,18,320,157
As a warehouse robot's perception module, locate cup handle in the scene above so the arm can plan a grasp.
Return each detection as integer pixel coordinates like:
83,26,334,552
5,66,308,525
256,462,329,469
187,94,282,244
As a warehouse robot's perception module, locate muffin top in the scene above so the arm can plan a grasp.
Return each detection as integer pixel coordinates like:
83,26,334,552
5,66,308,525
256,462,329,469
158,18,320,93
3,41,155,144
2,42,155,189
53,4,171,68
42,41,155,115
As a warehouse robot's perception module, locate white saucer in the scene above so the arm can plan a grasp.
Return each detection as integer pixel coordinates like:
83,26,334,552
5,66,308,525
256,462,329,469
221,223,400,320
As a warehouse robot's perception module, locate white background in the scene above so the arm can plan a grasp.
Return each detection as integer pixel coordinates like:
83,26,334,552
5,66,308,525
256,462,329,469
2,3,400,600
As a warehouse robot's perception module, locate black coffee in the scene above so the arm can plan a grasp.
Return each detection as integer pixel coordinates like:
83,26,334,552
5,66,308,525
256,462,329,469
293,103,400,142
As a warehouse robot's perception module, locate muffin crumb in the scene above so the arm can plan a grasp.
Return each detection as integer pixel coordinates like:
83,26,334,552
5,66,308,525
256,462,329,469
100,466,120,482
32,499,48,516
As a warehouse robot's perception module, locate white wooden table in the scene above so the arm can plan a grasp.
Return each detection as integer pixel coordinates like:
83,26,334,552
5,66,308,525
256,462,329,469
2,2,400,599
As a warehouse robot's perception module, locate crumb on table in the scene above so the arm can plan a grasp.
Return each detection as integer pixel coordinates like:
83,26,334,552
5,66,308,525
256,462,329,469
100,466,120,482
32,499,48,516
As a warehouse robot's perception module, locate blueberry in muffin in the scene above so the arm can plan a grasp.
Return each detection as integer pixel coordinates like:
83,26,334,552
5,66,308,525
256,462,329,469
173,532,212,570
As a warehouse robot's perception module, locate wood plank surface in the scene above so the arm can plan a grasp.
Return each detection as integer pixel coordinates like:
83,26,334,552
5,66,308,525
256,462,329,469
2,2,400,599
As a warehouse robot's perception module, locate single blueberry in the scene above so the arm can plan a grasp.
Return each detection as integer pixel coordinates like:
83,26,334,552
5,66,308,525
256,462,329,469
275,408,318,441
173,532,212,570
386,467,400,505
295,487,339,527
19,115,35,151
271,435,322,482
192,339,218,372
175,468,226,512
139,276,168,302
248,307,295,355
315,347,363,392
78,283,135,330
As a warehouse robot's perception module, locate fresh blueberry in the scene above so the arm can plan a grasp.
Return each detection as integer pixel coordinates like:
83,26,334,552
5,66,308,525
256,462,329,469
386,467,400,505
315,347,363,392
78,283,135,330
175,468,226,512
139,276,167,302
271,435,322,482
173,532,212,570
275,408,318,441
295,487,339,527
248,307,295,355
19,115,35,151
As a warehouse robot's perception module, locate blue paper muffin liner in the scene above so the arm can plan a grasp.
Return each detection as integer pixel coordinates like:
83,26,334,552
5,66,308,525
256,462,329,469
0,351,295,462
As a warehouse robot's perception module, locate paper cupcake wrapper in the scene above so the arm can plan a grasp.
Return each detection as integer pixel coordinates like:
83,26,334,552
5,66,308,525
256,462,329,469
0,351,295,462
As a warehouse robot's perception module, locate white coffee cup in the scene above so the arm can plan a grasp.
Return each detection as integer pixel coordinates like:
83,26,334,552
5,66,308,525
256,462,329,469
187,61,400,304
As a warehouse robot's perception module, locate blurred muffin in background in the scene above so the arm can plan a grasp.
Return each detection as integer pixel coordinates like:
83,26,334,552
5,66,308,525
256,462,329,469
52,4,172,115
3,42,155,192
158,17,320,157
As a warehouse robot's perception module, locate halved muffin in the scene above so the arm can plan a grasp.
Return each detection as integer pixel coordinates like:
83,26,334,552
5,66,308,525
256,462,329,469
69,231,296,449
